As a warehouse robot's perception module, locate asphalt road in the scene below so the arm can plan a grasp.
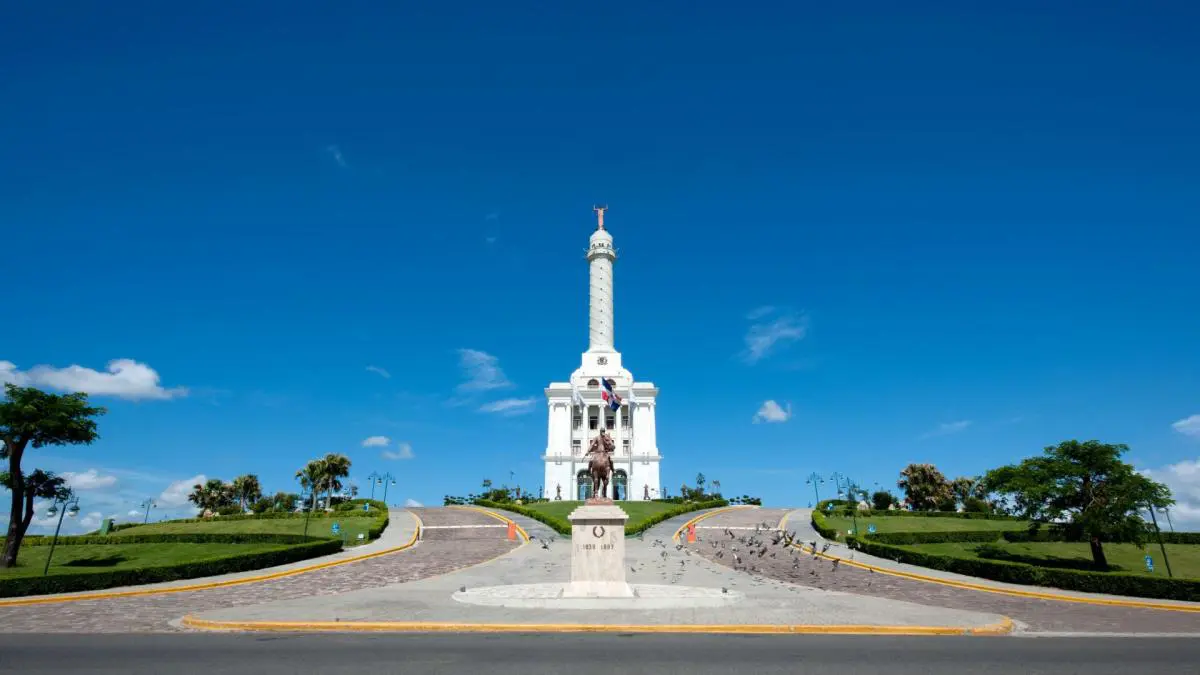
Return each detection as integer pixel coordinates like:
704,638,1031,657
1,634,1197,674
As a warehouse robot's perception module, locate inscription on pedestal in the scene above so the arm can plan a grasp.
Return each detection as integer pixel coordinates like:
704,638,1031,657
562,503,633,598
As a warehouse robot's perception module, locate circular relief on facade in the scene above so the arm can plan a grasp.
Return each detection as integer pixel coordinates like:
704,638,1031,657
597,356,608,365
592,525,606,538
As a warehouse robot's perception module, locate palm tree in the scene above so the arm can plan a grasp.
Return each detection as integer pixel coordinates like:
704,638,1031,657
231,474,262,510
295,461,323,512
319,453,351,508
188,479,233,514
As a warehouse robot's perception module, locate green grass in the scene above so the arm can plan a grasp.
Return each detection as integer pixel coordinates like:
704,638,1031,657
901,541,1200,579
0,543,291,579
113,516,379,545
522,501,681,532
824,515,1029,534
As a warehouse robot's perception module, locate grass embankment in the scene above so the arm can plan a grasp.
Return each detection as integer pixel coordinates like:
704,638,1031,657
0,542,291,579
115,516,378,545
823,515,1029,534
479,499,729,536
904,541,1200,579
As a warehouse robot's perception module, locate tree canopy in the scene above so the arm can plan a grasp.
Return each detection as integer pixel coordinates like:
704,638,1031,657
897,463,952,511
983,439,1173,568
1,384,106,568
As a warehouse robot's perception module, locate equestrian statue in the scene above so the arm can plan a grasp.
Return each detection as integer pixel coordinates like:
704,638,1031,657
585,427,616,502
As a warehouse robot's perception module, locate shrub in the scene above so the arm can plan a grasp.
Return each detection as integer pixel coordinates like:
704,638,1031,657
963,496,991,514
0,538,342,598
21,533,329,546
846,536,1200,602
866,530,1005,545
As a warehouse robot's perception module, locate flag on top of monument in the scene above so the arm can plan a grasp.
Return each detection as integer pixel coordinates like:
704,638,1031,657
571,383,585,410
601,378,622,411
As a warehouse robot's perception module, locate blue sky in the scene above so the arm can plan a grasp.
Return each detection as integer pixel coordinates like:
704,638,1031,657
3,2,1199,532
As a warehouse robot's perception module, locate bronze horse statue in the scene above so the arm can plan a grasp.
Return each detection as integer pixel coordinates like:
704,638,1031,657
586,428,616,500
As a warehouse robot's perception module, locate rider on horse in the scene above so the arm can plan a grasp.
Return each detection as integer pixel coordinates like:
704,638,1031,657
585,428,616,500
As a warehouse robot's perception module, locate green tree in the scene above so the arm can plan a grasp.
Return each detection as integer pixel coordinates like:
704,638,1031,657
950,477,976,508
188,479,234,514
897,463,952,511
296,461,324,511
231,474,262,510
319,453,351,504
983,440,1173,569
1,384,106,568
871,490,895,510
695,473,706,492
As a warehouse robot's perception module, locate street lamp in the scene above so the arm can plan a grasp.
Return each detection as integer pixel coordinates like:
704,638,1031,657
43,492,81,575
1147,503,1174,578
374,472,396,505
367,471,383,500
805,472,824,506
139,498,157,524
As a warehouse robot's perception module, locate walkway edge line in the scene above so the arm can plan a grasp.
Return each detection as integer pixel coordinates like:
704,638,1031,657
672,505,757,542
449,505,530,542
0,512,423,607
777,511,1200,614
180,615,1014,636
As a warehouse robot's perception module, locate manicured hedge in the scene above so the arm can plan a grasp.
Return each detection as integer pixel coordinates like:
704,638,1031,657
867,530,1006,545
473,499,730,537
0,538,343,598
810,507,840,540
846,536,1200,602
813,499,1023,521
22,533,329,547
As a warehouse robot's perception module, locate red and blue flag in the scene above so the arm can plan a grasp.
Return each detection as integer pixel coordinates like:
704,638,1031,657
601,378,622,411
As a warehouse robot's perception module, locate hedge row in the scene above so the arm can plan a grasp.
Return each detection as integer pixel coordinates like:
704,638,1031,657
22,533,330,547
846,536,1200,602
866,530,1006,545
813,499,1023,521
810,507,839,540
0,538,343,598
472,499,730,537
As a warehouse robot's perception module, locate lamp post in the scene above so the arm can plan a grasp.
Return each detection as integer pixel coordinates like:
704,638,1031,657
302,491,313,537
1147,504,1173,578
376,472,396,505
805,472,824,506
43,492,81,576
1161,507,1175,533
367,472,382,501
140,498,157,524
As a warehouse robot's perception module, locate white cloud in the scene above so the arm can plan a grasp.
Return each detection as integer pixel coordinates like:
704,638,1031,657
404,498,423,507
456,349,512,393
1143,457,1200,528
741,309,808,364
1,359,186,400
327,144,347,167
1172,414,1200,438
160,474,205,507
479,397,536,416
77,511,103,531
61,469,118,490
365,365,391,379
920,420,972,439
362,435,391,448
382,442,415,460
752,400,792,424
127,509,141,517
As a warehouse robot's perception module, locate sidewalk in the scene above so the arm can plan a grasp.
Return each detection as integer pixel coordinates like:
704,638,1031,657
0,510,419,605
184,506,1010,633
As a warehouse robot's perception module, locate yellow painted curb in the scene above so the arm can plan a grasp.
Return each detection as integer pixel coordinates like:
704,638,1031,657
777,511,1200,614
672,505,758,542
448,505,530,542
180,615,1014,636
0,512,423,607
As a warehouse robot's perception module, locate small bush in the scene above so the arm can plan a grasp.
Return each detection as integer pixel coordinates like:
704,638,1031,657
963,497,991,514
871,491,896,511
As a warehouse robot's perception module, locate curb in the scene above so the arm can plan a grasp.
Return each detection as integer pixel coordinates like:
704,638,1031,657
672,505,758,542
0,512,423,607
448,506,530,542
777,511,1200,614
179,615,1014,636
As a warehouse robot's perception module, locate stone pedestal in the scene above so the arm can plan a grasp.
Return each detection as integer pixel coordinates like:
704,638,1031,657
561,502,634,598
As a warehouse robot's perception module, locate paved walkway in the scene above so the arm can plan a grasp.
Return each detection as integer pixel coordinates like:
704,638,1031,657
685,508,1200,634
186,507,1008,631
0,508,519,632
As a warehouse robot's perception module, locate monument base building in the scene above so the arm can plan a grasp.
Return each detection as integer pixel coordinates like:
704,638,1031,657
542,208,662,501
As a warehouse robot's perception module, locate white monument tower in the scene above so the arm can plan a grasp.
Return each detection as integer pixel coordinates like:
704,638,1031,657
543,207,661,501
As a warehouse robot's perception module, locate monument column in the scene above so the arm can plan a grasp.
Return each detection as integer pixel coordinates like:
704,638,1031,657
587,206,616,352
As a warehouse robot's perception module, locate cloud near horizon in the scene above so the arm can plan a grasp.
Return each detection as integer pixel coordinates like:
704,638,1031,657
752,400,792,423
1173,414,1200,438
920,420,972,439
455,349,512,393
382,443,415,460
0,359,186,400
61,469,118,490
160,474,205,507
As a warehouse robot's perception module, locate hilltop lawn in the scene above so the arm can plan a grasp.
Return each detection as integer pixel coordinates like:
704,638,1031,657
522,501,682,532
113,515,380,545
823,515,1029,535
902,541,1200,579
0,542,290,579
